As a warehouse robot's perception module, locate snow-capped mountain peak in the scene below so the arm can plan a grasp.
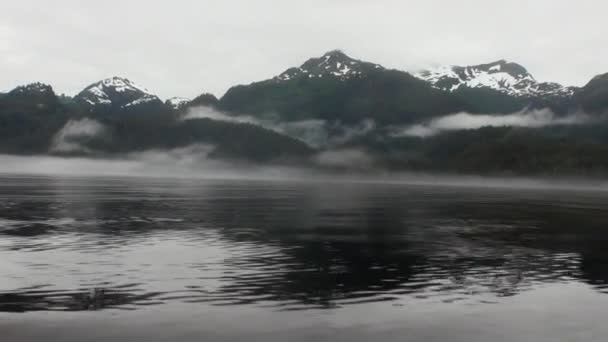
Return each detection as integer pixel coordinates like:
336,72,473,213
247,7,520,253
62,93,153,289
275,50,383,82
99,77,153,95
416,60,574,98
76,77,161,109
166,97,191,110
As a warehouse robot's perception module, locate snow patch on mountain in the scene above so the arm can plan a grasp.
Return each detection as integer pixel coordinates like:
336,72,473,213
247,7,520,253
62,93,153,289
123,96,156,108
166,97,191,109
416,60,575,98
76,77,160,108
275,50,383,82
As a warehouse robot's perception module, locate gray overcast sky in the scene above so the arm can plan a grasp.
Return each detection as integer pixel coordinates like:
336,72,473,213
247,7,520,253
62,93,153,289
1,0,606,99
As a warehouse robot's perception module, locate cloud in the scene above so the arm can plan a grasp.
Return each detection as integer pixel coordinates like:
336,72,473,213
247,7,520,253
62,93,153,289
183,106,259,125
392,109,591,137
329,119,376,145
51,118,106,153
276,119,329,148
0,149,317,181
276,119,375,148
2,1,608,98
183,106,374,148
126,144,216,164
314,149,375,169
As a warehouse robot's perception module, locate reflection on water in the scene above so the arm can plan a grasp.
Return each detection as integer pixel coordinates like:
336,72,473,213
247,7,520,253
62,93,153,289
1,175,608,312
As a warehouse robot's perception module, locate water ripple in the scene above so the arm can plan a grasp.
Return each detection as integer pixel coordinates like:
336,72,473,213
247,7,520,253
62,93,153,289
0,177,608,312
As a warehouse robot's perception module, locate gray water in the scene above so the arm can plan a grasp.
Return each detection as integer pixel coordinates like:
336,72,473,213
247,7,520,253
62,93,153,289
1,175,608,341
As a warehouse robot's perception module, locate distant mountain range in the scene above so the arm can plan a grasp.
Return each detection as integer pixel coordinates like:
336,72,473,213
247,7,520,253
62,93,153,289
209,50,608,121
3,50,608,175
6,50,604,121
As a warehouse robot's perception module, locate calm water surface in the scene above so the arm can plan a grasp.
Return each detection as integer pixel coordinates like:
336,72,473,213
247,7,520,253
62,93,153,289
1,175,608,341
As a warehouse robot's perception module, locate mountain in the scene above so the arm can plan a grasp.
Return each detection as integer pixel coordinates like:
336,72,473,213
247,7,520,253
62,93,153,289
1,83,61,113
68,78,312,160
415,60,575,98
5,51,608,175
69,114,314,162
217,50,467,124
74,77,167,116
574,73,608,114
0,80,312,162
166,97,191,110
0,83,69,154
188,93,219,108
274,49,383,82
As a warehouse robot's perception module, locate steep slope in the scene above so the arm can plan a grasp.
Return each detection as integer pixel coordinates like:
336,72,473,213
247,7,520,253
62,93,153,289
574,73,608,114
74,77,168,116
218,50,467,124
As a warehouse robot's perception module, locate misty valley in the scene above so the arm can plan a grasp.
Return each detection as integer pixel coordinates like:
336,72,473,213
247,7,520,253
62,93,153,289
3,51,608,176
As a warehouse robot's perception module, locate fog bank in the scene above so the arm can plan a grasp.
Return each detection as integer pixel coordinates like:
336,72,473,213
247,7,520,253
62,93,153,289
0,151,312,181
2,153,608,193
51,118,106,153
183,106,374,148
393,109,591,137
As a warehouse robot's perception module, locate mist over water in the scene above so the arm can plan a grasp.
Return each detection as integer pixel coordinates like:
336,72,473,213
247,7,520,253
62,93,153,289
0,153,315,181
2,153,608,193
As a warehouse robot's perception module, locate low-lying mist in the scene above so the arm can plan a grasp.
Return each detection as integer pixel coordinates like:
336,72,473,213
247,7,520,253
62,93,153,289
51,118,106,153
0,148,311,180
32,105,608,191
183,106,374,148
392,109,592,137
3,152,608,192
